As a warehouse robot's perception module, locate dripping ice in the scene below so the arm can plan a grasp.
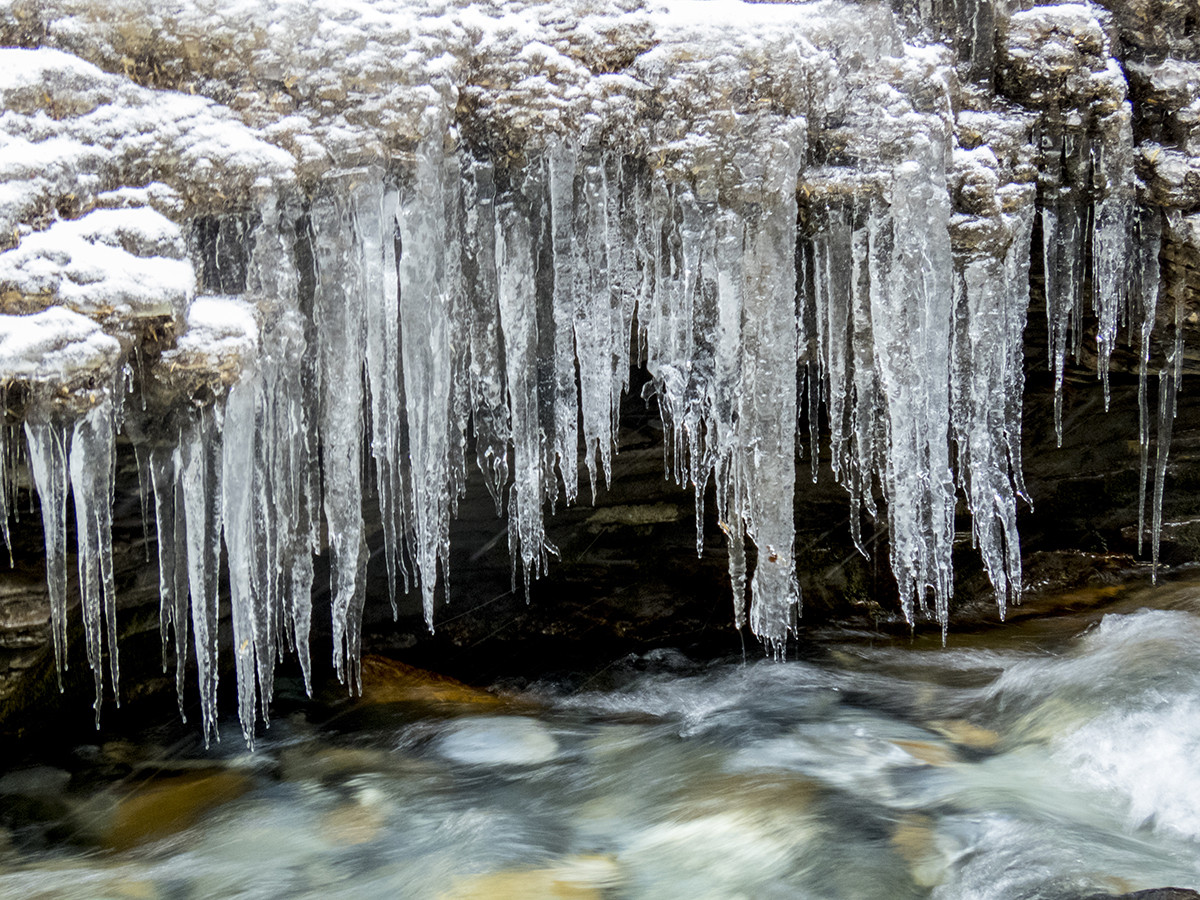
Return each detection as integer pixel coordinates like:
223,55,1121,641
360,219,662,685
0,1,1181,746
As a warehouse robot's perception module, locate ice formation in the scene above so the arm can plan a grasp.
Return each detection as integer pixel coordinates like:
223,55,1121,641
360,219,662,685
0,0,1194,741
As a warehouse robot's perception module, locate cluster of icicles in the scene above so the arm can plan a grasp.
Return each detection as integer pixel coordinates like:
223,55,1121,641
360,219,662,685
1,132,1180,747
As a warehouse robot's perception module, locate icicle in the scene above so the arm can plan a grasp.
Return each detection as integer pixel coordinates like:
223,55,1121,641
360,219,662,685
642,178,694,489
1004,190,1036,511
398,140,456,626
1151,366,1173,580
715,207,747,625
726,516,747,632
148,442,190,718
1040,124,1088,447
68,396,119,726
677,177,719,558
740,179,802,655
547,140,582,506
607,154,641,432
246,190,314,696
461,157,510,512
312,186,368,691
445,155,472,525
1091,109,1134,410
253,308,318,697
133,445,152,561
0,418,12,566
179,404,224,746
797,234,822,486
497,164,553,594
640,121,810,650
575,150,619,497
1151,221,1187,582
364,180,406,617
222,374,263,746
250,375,277,725
870,136,956,630
810,196,880,555
24,420,72,687
813,202,853,489
949,190,1035,620
1133,207,1162,554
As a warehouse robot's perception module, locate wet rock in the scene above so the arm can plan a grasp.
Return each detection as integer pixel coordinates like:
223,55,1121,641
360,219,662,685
320,795,387,847
891,739,959,767
620,806,816,898
927,719,1001,751
891,812,951,888
76,769,252,850
0,765,73,827
439,855,621,900
356,655,505,708
278,745,398,783
432,716,560,767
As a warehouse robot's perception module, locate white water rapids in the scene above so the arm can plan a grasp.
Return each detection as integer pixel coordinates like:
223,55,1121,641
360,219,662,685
0,579,1198,897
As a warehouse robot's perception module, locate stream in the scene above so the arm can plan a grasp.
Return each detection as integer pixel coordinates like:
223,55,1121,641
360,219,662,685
1,576,1199,899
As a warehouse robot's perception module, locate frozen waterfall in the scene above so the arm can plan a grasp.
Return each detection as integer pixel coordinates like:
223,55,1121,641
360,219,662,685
0,0,1190,744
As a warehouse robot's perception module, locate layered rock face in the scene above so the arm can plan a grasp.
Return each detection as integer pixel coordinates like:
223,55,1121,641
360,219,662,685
0,0,1198,743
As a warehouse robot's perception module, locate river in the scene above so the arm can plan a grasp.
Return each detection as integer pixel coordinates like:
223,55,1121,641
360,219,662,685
1,575,1199,899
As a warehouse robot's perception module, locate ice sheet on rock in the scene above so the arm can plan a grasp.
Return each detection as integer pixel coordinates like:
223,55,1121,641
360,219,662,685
93,183,184,217
0,207,193,325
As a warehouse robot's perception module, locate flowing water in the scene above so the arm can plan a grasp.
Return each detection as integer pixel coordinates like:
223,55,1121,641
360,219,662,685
2,578,1200,899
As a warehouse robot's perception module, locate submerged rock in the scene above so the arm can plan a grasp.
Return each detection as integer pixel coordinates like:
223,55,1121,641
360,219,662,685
439,855,622,900
432,716,560,767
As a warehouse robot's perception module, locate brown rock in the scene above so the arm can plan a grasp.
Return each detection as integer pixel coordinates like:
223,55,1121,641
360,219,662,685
357,654,504,708
438,855,622,900
95,769,252,851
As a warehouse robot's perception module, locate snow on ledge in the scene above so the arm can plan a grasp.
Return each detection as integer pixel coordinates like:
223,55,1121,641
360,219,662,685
0,206,193,325
161,294,260,376
0,306,122,385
